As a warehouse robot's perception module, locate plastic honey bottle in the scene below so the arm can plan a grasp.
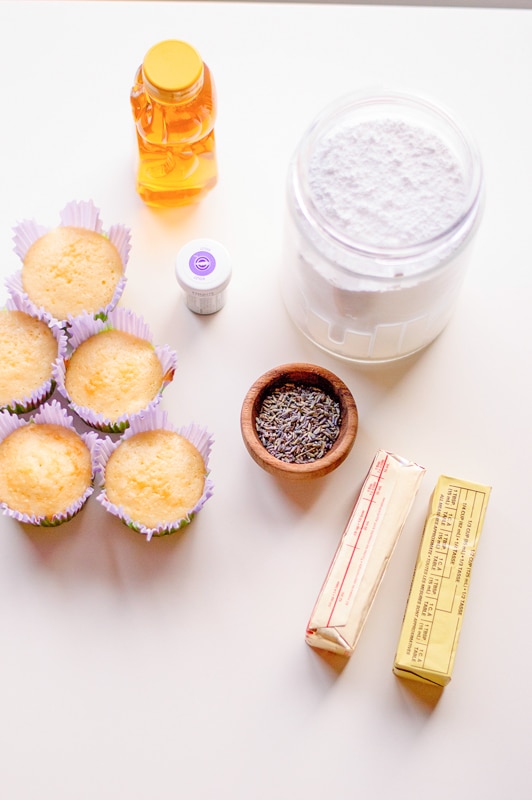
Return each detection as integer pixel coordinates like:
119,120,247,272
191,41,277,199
130,40,218,207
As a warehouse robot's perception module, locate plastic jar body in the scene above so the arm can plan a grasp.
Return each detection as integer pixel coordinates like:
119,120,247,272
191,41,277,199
282,92,484,363
130,40,217,207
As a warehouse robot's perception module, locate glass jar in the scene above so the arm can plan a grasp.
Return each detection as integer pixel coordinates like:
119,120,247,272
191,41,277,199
282,91,484,363
130,40,217,207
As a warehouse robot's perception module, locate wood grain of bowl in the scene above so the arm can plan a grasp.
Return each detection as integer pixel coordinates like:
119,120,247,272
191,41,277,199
240,363,358,480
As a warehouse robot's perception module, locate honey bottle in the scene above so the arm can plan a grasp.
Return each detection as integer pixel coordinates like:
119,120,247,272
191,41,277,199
130,40,218,207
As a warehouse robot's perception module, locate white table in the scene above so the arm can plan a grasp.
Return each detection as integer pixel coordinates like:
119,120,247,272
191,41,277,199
1,2,531,798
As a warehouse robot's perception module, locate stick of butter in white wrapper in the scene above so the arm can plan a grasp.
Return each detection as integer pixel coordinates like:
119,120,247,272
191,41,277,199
393,475,491,687
306,450,425,657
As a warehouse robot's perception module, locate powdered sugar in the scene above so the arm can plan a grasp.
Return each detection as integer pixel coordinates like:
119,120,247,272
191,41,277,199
308,118,468,248
283,92,483,362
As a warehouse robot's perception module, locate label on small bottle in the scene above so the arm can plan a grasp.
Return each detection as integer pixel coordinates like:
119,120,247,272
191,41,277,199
189,250,217,277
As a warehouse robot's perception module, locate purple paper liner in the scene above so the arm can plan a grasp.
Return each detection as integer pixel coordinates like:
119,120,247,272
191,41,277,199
95,408,214,541
0,399,99,527
6,200,131,328
53,307,178,433
1,296,68,415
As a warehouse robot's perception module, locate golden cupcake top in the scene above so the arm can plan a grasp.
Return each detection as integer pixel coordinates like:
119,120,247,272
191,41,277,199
22,225,123,320
104,429,206,529
0,309,58,409
0,422,93,518
64,328,164,422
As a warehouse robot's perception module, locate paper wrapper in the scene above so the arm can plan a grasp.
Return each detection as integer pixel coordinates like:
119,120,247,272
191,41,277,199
306,450,425,657
6,199,131,327
1,295,68,414
53,306,177,433
393,474,491,687
95,407,214,541
0,399,99,527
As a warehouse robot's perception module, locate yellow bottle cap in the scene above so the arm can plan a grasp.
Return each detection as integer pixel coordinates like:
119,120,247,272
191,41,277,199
142,40,204,102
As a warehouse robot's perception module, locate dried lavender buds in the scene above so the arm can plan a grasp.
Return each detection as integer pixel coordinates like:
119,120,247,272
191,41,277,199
255,382,341,463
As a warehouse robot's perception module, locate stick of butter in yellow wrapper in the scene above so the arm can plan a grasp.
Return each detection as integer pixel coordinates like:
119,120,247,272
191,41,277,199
393,475,491,687
306,450,425,657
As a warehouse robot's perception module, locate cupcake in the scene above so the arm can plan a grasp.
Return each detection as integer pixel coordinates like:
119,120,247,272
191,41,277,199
0,296,67,414
95,408,214,540
54,307,177,433
6,199,130,327
0,400,99,526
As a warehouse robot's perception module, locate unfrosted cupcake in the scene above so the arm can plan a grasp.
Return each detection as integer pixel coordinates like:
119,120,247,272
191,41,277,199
54,307,177,433
0,296,67,414
0,400,99,526
95,408,214,540
6,200,130,326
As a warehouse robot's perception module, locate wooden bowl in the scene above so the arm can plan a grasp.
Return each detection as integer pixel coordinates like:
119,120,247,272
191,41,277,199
240,363,358,480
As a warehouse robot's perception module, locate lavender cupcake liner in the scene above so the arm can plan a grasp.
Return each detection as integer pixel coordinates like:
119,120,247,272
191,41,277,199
6,199,131,328
53,307,178,434
1,295,68,415
95,408,214,541
0,399,99,527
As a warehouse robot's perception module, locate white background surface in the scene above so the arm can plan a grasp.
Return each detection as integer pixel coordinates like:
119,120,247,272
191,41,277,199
0,2,531,798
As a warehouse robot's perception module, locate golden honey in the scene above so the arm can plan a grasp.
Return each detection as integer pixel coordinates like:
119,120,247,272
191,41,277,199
130,40,217,207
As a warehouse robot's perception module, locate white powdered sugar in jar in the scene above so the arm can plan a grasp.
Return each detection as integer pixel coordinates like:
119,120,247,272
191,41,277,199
308,118,468,249
282,92,483,363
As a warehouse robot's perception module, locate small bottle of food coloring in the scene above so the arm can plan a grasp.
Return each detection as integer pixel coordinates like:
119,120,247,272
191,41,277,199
130,40,217,207
175,239,232,315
